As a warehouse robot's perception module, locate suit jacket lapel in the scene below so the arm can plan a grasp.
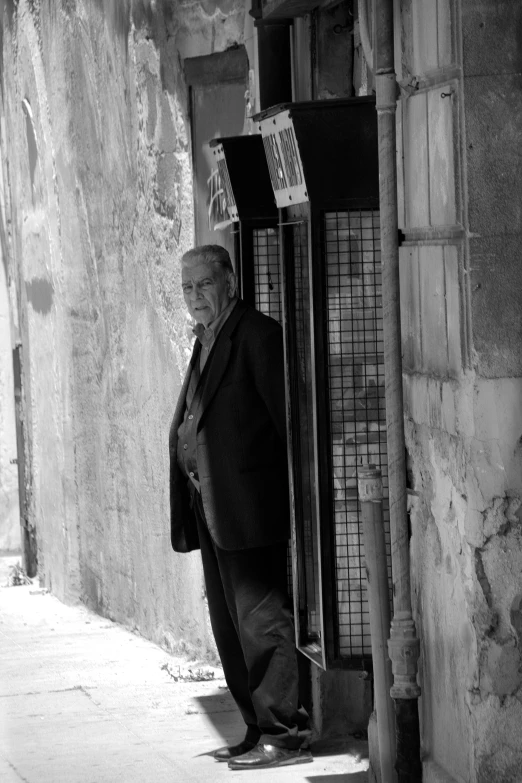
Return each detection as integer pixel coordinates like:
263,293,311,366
192,335,231,426
191,300,248,428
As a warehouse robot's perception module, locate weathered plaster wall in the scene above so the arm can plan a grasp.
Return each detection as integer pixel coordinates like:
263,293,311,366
175,0,246,60
0,253,19,553
398,1,522,781
0,0,244,658
404,376,522,783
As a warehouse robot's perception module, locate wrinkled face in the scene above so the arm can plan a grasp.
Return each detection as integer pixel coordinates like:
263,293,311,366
181,259,235,326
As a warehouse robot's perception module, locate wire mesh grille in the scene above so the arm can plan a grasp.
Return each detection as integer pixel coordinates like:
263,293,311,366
252,227,292,597
324,209,390,659
253,228,282,323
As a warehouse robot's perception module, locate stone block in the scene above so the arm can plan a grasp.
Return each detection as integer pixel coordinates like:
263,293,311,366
453,373,475,439
469,438,506,508
403,374,428,427
441,382,456,436
473,380,502,441
492,379,522,494
481,641,522,698
470,233,522,378
462,0,522,77
473,694,522,782
427,378,443,431
465,74,522,237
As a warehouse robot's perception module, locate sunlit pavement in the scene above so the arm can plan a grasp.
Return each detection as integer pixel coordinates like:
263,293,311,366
0,558,368,783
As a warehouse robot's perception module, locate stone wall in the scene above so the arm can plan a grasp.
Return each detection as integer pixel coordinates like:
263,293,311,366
0,250,19,553
0,0,244,658
398,1,522,780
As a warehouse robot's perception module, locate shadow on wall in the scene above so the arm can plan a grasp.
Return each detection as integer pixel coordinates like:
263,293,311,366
25,278,54,315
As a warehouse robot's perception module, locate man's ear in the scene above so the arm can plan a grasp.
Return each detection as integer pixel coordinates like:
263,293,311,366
228,272,238,297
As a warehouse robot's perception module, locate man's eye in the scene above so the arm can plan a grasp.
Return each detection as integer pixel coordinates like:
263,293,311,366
182,285,192,293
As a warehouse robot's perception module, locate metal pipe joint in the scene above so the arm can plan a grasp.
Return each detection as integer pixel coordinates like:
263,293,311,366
388,614,421,699
358,465,383,502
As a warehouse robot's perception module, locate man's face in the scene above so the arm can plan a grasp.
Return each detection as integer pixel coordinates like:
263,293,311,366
181,259,235,327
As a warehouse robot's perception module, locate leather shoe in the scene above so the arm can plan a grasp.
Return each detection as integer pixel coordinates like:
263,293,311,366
213,740,257,762
228,743,313,770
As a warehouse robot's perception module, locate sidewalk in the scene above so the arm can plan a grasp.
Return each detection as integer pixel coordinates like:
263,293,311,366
0,561,369,783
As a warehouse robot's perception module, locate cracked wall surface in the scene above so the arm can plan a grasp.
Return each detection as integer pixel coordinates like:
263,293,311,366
405,377,522,782
0,0,244,658
399,1,522,780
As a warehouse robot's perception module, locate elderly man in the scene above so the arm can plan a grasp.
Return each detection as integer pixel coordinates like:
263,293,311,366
169,245,311,770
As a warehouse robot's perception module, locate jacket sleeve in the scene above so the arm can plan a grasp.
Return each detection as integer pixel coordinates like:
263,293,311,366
249,325,287,445
168,344,201,553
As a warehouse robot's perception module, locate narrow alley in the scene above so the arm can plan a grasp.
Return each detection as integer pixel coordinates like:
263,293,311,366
1,2,521,781
0,558,369,783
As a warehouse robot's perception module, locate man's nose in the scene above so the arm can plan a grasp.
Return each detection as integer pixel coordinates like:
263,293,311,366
189,285,201,300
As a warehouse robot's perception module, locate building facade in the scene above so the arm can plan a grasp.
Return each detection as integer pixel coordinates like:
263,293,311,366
0,1,520,781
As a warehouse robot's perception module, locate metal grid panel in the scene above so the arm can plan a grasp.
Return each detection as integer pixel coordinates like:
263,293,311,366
324,209,391,659
252,227,292,597
253,228,282,323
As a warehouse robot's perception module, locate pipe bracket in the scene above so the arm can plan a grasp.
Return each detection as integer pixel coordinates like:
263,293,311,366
375,72,397,112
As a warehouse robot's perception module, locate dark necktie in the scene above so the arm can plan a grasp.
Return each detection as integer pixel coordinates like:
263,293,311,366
185,347,201,411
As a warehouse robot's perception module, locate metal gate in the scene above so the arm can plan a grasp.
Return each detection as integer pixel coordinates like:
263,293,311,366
251,226,293,596
283,209,391,666
324,208,390,659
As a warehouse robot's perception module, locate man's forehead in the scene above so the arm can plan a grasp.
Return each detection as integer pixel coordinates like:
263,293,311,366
181,259,222,281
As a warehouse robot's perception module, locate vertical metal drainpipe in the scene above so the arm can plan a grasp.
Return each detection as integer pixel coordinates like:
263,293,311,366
359,467,396,783
373,0,423,780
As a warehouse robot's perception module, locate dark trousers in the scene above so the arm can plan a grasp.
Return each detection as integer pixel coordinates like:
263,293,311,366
194,491,310,749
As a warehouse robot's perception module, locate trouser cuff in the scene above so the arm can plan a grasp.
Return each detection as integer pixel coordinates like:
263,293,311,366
245,726,262,745
258,733,306,750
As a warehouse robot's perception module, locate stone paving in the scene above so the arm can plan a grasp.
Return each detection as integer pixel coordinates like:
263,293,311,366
0,558,368,783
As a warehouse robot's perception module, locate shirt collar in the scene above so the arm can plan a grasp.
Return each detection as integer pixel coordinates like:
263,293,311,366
193,297,238,347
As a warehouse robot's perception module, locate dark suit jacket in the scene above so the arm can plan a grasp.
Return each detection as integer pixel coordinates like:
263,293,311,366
169,299,290,552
